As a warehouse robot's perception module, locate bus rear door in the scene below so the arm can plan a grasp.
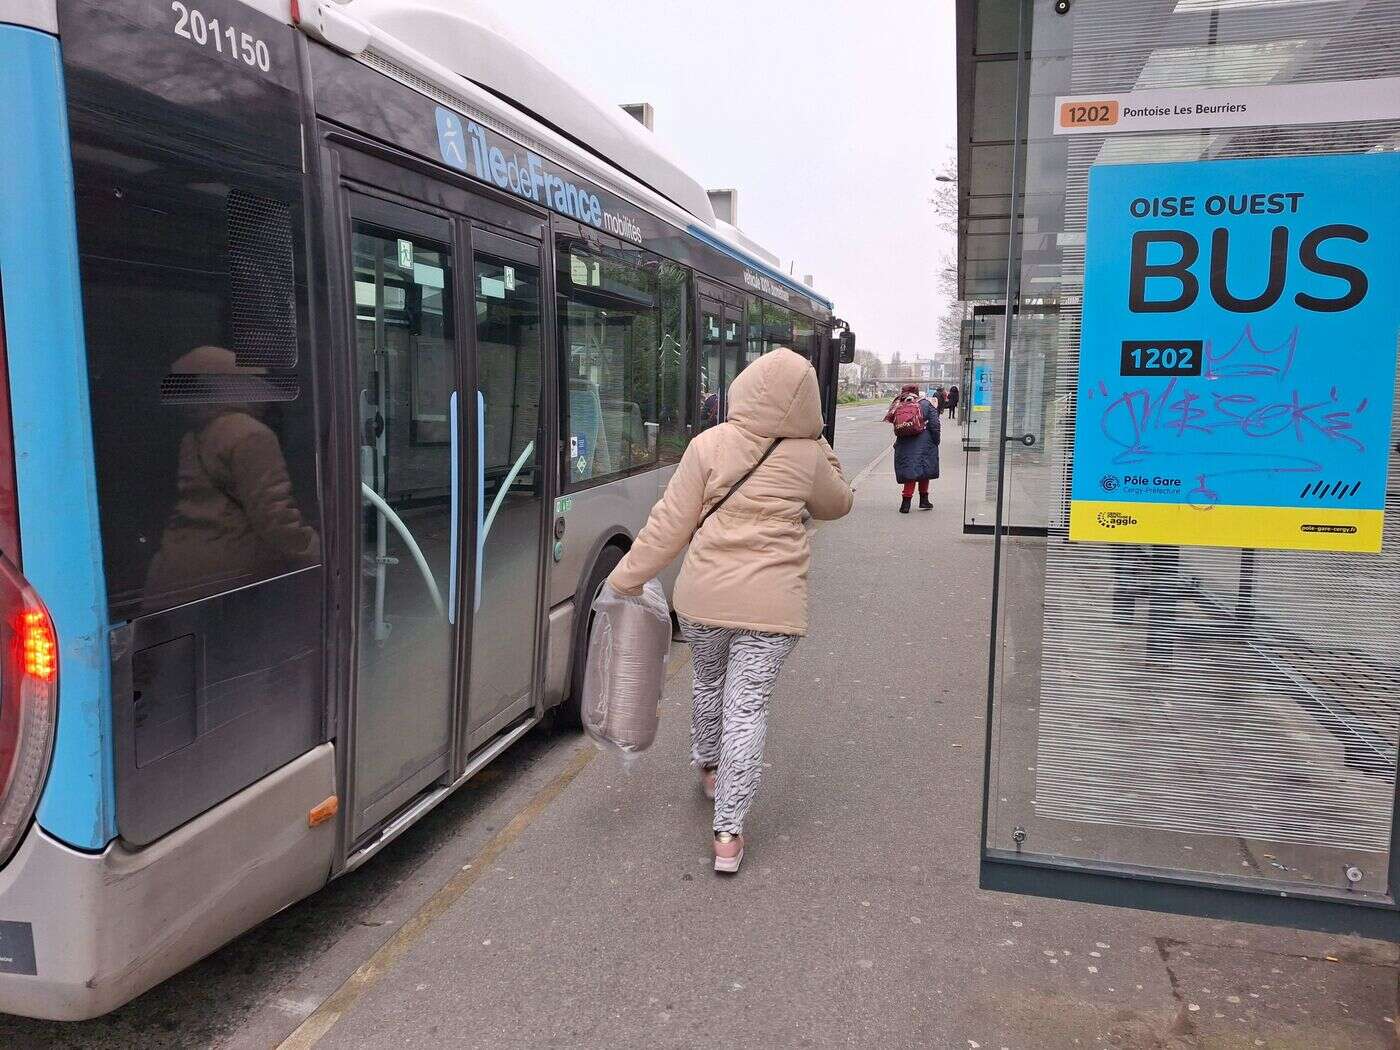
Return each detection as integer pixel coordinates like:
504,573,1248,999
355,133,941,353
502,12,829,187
331,149,549,855
698,295,744,426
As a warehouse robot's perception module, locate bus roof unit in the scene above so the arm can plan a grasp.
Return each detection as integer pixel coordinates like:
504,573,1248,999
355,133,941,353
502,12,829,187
295,0,818,299
335,0,716,225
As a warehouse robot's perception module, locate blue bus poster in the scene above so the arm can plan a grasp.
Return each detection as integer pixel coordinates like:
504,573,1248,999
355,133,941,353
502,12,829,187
1070,152,1400,553
972,364,991,412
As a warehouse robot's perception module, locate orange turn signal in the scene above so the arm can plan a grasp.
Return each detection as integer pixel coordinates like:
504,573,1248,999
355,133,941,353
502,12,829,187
308,795,339,827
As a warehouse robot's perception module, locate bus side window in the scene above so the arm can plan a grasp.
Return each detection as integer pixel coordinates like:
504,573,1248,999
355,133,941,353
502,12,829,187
744,296,764,371
791,312,815,360
655,262,690,466
557,240,691,486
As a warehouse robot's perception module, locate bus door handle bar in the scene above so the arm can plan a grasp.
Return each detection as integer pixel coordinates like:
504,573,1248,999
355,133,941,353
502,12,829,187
475,392,485,613
448,391,459,625
476,415,535,613
359,482,445,617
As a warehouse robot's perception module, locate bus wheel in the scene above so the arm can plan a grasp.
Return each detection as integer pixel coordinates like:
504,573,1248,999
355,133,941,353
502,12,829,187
558,544,626,728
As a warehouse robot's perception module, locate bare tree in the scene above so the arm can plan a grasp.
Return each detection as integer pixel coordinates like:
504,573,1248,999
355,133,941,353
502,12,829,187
930,152,966,353
935,251,963,351
853,349,883,380
929,155,958,234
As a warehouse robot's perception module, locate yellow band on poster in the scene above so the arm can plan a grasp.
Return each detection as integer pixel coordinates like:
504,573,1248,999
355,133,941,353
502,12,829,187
1069,500,1384,553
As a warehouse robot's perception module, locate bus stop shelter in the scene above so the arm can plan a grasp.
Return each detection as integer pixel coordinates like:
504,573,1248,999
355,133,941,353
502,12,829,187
955,0,1400,941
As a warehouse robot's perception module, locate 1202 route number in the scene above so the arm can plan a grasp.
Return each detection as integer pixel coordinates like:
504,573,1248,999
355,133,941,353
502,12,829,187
1118,340,1204,377
1059,100,1120,129
172,2,271,71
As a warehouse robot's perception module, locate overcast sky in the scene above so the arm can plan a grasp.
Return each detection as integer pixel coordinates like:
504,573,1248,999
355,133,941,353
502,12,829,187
494,0,958,360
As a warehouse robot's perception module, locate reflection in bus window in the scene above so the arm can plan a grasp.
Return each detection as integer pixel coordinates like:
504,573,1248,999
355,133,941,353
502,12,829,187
791,311,815,359
350,222,456,837
763,300,795,356
739,296,803,378
558,240,689,487
476,257,542,486
740,298,799,363
471,251,545,731
145,346,320,610
353,227,454,498
700,310,723,429
745,296,764,371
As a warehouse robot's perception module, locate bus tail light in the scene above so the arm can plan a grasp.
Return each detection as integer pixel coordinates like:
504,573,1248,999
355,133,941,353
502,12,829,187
19,611,56,683
0,558,56,867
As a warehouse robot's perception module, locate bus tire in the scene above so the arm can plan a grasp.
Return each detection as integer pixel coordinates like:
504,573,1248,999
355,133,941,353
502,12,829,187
558,543,626,728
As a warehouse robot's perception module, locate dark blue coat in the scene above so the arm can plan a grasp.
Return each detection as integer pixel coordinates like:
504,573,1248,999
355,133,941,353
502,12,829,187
890,397,940,483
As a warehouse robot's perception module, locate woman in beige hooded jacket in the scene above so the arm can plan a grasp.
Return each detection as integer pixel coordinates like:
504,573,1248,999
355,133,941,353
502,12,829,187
609,347,853,872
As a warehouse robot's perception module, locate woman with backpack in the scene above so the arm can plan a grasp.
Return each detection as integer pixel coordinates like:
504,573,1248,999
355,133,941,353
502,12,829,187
607,348,853,874
885,383,940,513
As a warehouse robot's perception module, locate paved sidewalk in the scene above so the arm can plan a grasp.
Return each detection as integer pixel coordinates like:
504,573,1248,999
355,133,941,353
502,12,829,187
302,427,1398,1049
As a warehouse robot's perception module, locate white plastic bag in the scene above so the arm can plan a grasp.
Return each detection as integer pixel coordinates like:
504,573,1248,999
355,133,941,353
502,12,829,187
580,580,670,756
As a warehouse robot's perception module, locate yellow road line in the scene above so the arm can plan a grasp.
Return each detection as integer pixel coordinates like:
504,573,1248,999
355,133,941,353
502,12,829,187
851,445,893,489
279,648,695,1049
665,647,691,678
277,745,595,1050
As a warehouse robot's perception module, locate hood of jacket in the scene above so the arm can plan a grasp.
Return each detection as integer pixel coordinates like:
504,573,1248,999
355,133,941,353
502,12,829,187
725,347,824,440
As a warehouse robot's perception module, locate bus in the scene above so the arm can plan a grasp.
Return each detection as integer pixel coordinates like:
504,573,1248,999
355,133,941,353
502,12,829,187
0,0,854,1019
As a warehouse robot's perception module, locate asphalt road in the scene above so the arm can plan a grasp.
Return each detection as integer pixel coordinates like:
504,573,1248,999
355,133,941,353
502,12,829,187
4,404,1395,1049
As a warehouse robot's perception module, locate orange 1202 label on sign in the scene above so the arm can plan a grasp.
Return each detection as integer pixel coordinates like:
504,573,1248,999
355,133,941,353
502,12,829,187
1059,100,1119,129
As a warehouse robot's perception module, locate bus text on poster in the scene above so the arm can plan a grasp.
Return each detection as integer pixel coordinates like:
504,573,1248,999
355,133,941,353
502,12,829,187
1070,152,1400,553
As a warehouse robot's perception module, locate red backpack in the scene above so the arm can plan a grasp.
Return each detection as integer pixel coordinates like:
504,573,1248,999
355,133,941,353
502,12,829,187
888,395,926,437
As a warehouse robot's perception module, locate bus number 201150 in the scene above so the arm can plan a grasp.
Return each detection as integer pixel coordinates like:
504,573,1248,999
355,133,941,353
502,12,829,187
171,2,272,72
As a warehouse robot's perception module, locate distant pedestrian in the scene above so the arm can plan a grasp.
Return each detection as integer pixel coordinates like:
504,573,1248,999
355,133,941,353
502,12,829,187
608,348,853,874
884,383,939,513
934,386,947,413
946,384,960,419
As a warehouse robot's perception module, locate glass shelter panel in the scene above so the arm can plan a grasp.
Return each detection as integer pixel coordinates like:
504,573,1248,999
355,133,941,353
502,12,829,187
963,306,1002,530
984,0,1400,903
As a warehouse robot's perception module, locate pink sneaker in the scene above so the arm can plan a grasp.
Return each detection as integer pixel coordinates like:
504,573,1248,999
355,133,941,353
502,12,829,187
699,766,717,800
713,832,744,874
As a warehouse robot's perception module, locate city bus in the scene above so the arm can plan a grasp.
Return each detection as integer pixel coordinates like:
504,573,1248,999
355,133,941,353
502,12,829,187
0,0,854,1019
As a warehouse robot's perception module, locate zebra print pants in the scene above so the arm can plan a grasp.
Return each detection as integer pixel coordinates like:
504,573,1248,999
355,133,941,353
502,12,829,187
680,618,799,835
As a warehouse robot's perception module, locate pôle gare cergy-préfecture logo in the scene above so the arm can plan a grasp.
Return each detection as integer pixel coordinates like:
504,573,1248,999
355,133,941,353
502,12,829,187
1099,474,1120,493
1125,473,1183,495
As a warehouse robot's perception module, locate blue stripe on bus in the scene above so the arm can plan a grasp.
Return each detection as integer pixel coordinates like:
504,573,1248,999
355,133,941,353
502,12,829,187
684,224,835,311
0,28,116,850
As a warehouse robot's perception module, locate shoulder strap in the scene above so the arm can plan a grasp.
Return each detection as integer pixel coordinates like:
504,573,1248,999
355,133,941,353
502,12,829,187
698,438,783,531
